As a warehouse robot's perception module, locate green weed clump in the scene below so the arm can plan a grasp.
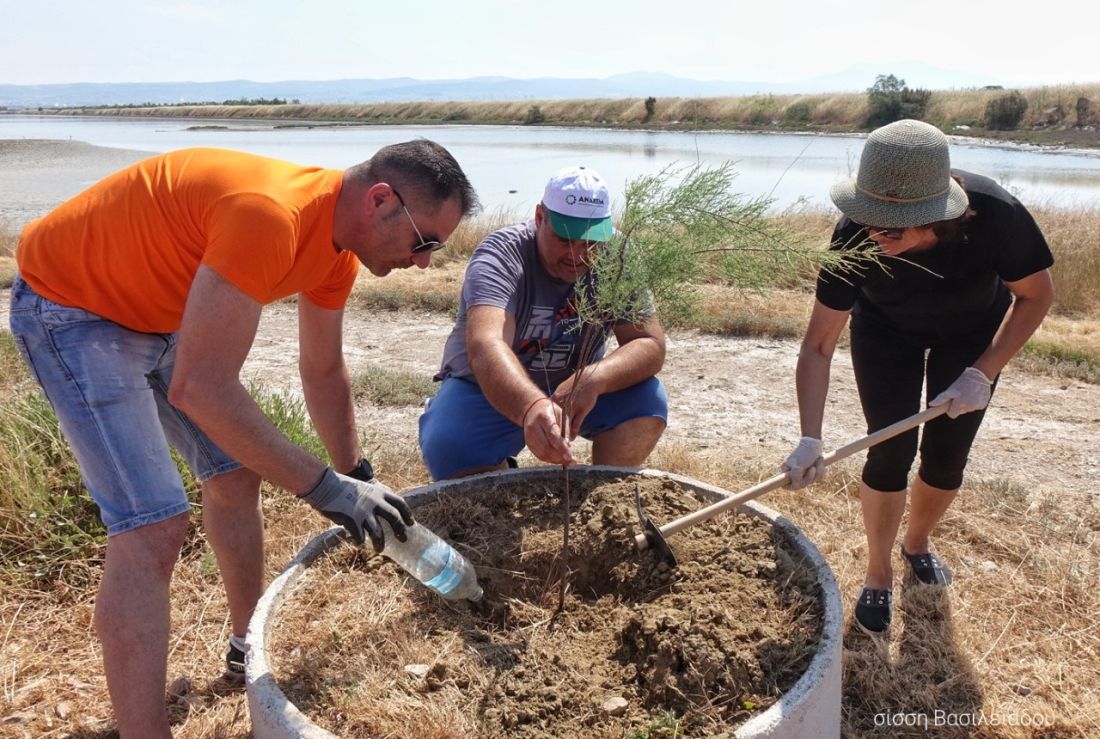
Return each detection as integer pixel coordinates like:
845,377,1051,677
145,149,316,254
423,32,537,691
351,365,437,407
249,382,329,461
1,218,18,288
0,361,327,587
984,91,1029,130
0,388,101,586
1018,340,1100,383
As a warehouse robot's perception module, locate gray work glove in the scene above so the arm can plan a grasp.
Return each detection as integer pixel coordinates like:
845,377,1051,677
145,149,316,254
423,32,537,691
782,437,826,490
930,367,992,419
300,468,414,551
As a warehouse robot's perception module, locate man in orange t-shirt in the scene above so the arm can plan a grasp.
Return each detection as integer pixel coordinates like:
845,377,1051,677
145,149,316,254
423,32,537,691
10,140,477,738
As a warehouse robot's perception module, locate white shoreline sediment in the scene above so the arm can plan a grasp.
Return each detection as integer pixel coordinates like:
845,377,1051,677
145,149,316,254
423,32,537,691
0,139,151,228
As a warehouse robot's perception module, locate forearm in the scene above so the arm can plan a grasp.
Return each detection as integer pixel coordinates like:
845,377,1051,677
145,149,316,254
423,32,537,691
172,380,325,494
795,347,832,439
470,340,547,424
300,363,360,473
580,336,664,395
973,294,1053,380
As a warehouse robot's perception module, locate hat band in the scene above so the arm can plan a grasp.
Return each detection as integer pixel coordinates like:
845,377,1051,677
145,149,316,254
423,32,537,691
855,184,950,204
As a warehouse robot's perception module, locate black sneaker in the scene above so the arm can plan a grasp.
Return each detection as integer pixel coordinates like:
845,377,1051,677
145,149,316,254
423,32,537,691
224,643,246,683
900,545,953,586
855,587,892,635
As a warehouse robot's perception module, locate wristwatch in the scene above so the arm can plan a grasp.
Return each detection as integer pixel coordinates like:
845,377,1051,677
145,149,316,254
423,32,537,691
344,458,375,482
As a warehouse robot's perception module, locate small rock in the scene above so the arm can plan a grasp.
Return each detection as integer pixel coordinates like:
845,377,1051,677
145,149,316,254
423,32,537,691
404,663,431,678
981,560,999,573
55,701,72,719
167,676,191,697
601,696,629,716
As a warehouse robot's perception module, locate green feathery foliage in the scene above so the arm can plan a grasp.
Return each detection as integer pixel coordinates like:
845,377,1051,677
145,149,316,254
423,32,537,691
577,162,856,328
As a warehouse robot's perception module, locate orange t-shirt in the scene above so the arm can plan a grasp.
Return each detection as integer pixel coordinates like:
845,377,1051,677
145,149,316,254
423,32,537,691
16,147,359,333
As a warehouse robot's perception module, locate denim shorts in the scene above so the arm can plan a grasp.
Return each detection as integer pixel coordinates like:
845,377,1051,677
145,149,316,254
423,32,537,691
8,276,241,536
418,375,668,481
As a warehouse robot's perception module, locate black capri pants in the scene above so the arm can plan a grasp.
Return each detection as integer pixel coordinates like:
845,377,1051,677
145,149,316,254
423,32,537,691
849,315,1002,492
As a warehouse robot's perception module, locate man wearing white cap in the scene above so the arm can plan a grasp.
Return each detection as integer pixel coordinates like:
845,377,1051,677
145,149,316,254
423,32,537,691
419,166,668,480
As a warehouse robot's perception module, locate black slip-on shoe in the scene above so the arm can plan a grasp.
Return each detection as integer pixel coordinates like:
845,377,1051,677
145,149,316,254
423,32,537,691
855,587,893,635
223,643,246,683
900,545,953,586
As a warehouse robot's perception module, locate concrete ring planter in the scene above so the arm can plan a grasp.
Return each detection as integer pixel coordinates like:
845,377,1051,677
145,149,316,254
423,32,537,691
246,466,843,739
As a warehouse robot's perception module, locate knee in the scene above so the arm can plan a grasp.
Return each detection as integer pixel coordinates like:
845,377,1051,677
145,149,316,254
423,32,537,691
918,431,972,490
109,513,190,580
201,468,262,511
625,415,666,442
862,436,917,492
917,457,967,490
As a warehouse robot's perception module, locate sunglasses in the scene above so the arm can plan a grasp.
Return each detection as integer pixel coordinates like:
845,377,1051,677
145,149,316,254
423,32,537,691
392,188,445,253
855,221,907,240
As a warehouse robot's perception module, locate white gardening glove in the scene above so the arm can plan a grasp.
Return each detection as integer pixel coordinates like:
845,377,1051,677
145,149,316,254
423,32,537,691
930,367,992,419
782,437,826,490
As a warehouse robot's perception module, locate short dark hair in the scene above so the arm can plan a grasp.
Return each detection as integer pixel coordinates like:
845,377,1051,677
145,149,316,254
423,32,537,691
348,139,479,216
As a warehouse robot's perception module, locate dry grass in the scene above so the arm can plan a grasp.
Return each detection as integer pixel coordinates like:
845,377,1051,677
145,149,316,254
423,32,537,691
1032,205,1100,316
646,445,1100,738
1,394,1096,736
48,83,1100,142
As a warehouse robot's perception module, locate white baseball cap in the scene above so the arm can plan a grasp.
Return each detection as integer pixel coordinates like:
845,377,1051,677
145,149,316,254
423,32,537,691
541,166,613,242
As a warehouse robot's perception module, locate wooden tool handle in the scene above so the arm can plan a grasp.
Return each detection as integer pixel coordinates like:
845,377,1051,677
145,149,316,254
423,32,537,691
634,405,947,550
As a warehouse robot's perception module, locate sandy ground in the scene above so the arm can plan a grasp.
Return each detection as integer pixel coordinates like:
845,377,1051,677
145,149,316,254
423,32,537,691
239,303,1099,503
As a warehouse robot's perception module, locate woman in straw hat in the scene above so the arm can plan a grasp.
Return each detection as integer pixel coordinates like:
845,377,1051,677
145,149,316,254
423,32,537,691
781,119,1054,635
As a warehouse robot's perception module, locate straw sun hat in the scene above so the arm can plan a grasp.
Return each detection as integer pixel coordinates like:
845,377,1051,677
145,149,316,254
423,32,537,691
829,119,969,228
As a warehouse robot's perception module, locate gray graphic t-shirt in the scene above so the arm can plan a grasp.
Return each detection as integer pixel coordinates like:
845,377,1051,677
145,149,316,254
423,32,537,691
436,221,611,393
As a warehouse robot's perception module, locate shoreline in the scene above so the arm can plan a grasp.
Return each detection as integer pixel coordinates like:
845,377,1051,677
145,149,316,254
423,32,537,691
8,111,1100,160
7,110,1100,157
10,89,1100,151
0,139,151,227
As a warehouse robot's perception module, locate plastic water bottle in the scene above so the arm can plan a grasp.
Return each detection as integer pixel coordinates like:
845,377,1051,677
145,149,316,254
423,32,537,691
382,522,483,601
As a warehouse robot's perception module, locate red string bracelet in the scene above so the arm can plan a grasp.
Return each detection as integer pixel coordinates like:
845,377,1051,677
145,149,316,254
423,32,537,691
521,396,551,427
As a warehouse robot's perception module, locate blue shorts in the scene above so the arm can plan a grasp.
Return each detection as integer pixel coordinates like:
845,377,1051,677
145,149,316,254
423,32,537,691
8,276,241,536
418,375,668,481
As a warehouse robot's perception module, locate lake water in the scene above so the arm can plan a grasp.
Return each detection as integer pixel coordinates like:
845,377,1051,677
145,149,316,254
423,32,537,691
3,114,1099,215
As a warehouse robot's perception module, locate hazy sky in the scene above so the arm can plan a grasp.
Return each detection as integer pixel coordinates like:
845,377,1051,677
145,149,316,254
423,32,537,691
2,0,1096,87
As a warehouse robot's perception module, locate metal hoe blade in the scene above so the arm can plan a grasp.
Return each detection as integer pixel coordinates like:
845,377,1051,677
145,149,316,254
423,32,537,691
633,483,677,568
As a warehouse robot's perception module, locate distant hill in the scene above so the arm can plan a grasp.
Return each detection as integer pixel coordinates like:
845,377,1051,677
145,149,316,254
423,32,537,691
0,64,1009,109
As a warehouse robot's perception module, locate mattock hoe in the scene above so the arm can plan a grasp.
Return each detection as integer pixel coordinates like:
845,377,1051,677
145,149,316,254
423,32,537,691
634,405,948,567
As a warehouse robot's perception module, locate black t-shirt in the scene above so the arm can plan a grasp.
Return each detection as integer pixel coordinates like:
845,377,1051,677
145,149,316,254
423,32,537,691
815,170,1054,338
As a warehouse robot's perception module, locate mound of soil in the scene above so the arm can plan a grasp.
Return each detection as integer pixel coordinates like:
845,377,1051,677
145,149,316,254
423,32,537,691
269,473,824,738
